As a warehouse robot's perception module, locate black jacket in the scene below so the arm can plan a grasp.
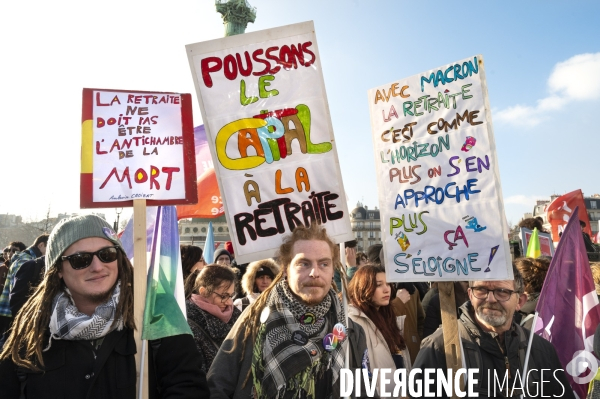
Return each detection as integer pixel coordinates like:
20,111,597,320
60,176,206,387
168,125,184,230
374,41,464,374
0,329,209,398
412,302,574,398
9,256,45,318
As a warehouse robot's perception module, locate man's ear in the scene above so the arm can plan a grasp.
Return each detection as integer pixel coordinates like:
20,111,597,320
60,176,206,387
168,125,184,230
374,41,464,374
516,293,527,310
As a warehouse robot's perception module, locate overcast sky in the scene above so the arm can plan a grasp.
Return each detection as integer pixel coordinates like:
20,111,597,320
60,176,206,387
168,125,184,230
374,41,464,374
2,0,599,227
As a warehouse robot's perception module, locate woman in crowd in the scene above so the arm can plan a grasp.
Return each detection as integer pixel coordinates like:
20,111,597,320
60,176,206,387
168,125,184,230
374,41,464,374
186,265,241,372
515,256,550,329
347,265,410,396
180,245,205,281
233,259,278,312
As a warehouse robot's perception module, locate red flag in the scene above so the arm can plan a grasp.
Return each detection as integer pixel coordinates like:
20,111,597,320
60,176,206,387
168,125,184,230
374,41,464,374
176,125,224,220
534,208,600,397
545,190,591,242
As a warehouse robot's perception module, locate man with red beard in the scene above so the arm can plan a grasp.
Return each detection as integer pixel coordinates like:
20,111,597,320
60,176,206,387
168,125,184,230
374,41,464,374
208,223,370,399
412,265,574,398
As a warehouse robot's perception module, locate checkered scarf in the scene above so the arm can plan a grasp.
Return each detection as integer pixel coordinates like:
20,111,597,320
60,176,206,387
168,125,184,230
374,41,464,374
251,281,346,399
45,281,123,350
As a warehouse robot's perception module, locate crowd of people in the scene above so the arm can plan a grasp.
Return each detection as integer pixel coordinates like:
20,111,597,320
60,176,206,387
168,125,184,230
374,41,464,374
0,213,597,398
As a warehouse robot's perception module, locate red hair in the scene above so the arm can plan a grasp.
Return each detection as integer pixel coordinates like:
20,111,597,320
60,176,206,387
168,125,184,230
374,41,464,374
348,265,405,352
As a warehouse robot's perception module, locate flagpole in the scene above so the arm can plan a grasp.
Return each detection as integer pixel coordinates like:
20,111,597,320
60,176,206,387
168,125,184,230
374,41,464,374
520,311,539,399
339,242,350,399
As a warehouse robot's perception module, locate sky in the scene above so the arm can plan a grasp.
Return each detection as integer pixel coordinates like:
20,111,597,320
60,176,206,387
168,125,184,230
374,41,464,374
2,0,599,228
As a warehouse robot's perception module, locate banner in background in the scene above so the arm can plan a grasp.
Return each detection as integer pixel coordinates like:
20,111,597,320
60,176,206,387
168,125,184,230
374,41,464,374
176,125,224,219
545,189,592,242
368,55,511,281
186,21,352,263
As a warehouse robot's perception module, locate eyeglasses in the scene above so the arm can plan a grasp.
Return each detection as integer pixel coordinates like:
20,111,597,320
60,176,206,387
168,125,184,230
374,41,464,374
212,291,234,303
61,246,120,270
10,248,20,253
470,286,519,302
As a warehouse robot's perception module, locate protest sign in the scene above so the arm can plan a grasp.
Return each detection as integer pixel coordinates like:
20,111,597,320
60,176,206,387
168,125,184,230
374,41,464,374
186,21,352,263
80,88,197,208
368,55,511,282
520,227,555,257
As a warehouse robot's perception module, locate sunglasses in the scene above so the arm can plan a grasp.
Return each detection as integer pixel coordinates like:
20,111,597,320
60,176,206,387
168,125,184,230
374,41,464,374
61,246,120,270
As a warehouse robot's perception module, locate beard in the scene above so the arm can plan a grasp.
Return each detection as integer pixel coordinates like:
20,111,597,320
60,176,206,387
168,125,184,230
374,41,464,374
476,303,508,327
295,282,329,306
86,282,117,305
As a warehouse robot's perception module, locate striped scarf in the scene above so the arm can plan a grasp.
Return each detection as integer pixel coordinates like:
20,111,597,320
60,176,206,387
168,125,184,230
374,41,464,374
45,281,123,350
251,281,346,399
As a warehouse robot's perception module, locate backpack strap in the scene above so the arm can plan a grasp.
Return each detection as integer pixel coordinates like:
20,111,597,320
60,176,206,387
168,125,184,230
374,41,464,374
241,297,250,311
188,319,220,350
457,321,485,392
17,367,27,399
149,339,162,395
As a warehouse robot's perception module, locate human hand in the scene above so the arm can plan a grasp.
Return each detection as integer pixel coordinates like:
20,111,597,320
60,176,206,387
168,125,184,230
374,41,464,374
345,247,357,267
396,289,411,304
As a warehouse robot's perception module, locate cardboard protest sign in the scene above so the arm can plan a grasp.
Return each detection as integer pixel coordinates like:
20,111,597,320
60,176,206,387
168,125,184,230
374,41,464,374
368,55,511,281
80,88,197,208
521,228,555,257
186,21,352,263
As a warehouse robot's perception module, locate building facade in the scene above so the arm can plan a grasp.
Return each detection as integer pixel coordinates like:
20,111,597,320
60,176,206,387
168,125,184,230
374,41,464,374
349,202,382,252
178,216,232,249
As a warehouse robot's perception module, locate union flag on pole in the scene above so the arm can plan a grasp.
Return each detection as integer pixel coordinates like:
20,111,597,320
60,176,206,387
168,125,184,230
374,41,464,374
534,207,600,398
545,189,592,243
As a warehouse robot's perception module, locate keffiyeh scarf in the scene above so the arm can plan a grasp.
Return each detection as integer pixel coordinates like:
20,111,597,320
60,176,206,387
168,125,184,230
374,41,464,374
251,281,347,399
45,281,123,350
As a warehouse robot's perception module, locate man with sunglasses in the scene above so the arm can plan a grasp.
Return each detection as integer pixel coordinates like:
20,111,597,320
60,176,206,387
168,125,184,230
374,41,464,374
412,264,574,398
0,236,48,348
0,214,208,398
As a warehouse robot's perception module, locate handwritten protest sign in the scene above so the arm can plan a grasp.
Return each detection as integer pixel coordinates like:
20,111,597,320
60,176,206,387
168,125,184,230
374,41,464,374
368,55,511,281
80,88,197,208
187,21,352,263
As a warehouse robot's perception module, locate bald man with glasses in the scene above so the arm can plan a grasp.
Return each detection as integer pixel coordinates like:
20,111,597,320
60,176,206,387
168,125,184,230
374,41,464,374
412,264,574,398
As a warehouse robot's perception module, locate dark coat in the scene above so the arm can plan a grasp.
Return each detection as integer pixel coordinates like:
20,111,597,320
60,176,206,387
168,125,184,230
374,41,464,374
208,315,371,399
186,299,241,373
0,328,209,399
422,282,469,338
412,302,575,398
9,256,45,318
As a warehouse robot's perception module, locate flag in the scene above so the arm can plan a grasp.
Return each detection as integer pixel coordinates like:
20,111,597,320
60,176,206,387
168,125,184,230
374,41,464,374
176,125,224,219
120,206,192,340
204,221,215,264
545,189,592,243
534,207,600,398
526,227,542,258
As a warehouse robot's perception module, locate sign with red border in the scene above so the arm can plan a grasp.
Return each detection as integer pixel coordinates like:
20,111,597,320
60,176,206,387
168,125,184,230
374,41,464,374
80,88,197,208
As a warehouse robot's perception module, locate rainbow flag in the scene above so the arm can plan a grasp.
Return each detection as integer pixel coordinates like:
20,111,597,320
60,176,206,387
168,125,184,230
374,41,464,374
121,206,191,340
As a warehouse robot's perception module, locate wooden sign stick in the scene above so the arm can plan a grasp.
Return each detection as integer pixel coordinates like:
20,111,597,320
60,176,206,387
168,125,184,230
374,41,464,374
133,199,149,399
439,282,464,399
